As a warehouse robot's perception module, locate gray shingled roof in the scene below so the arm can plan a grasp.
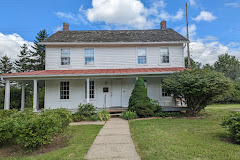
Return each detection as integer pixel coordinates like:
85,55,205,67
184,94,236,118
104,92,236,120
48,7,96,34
42,29,189,43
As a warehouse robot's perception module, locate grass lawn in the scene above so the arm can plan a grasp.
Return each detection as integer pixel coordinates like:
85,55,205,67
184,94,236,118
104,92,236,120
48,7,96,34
130,104,240,160
0,125,103,160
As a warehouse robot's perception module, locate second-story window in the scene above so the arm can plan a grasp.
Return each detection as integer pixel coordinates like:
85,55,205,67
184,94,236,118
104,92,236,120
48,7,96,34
160,48,169,63
61,49,70,65
85,49,94,65
137,48,147,64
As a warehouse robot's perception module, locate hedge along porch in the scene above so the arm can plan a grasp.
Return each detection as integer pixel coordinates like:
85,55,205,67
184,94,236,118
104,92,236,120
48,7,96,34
1,67,187,112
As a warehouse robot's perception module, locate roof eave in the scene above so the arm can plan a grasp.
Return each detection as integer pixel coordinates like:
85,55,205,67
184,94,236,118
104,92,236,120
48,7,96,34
38,41,190,45
1,71,177,79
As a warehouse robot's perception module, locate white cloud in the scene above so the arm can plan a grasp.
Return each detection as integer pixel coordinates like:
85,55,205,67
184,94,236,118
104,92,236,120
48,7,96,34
177,24,197,40
225,3,240,8
189,41,229,65
0,33,33,61
53,26,63,33
86,0,152,29
189,0,196,6
56,0,183,29
194,11,217,22
158,9,184,21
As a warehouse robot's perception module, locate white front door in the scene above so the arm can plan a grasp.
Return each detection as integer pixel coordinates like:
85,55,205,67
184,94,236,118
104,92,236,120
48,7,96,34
111,79,122,107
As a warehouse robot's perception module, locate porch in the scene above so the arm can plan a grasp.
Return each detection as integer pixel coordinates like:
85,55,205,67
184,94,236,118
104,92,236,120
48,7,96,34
1,67,186,112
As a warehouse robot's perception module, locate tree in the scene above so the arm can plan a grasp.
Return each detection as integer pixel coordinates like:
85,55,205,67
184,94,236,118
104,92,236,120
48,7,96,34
202,63,214,71
214,53,240,81
14,43,32,72
163,69,232,116
185,57,201,69
128,77,156,117
30,30,48,71
0,55,13,74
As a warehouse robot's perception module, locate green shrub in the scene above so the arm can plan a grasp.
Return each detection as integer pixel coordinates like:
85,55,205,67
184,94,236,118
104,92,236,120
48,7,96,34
97,110,110,121
41,108,72,128
0,117,16,144
0,108,72,151
0,109,18,119
72,103,98,122
121,111,138,120
128,77,156,117
222,112,240,143
77,103,96,117
72,113,86,122
89,115,99,121
151,99,162,113
154,112,181,118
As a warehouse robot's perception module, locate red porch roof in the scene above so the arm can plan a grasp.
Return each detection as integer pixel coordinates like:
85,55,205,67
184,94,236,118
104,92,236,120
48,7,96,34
1,67,185,77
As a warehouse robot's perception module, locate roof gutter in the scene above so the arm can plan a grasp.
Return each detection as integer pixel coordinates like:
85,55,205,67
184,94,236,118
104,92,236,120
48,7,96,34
38,41,190,45
1,71,176,79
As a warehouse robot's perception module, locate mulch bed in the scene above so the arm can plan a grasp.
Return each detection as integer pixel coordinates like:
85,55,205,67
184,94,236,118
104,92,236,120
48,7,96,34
131,116,202,121
221,137,239,145
0,134,72,158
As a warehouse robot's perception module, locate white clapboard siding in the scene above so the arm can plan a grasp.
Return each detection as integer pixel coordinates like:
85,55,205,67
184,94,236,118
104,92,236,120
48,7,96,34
45,46,184,70
45,77,174,110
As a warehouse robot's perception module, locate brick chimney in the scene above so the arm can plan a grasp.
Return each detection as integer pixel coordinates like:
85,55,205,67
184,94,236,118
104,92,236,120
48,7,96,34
161,21,166,30
63,23,69,31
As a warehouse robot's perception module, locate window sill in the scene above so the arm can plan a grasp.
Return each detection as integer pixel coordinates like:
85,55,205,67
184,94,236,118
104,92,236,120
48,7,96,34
137,64,148,66
83,65,96,67
159,63,171,66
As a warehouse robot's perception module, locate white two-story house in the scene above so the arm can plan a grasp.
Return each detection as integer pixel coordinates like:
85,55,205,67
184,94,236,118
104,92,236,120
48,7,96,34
1,21,188,112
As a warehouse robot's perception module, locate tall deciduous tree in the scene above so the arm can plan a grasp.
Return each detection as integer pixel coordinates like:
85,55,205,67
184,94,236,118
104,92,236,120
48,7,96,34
15,43,32,72
214,53,240,81
0,55,13,74
30,30,48,71
185,57,201,69
163,69,232,116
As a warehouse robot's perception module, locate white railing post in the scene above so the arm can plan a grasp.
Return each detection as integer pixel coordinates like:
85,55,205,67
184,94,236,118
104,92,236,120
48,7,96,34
4,80,10,110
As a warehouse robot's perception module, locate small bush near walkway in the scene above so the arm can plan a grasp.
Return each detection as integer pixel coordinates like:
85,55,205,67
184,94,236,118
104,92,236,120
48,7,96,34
121,111,138,120
222,112,240,143
0,108,72,152
72,103,110,122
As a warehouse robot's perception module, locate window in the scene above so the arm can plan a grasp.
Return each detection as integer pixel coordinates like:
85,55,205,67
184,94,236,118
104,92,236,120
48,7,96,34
160,48,169,63
85,80,95,99
60,82,69,99
61,49,70,65
138,48,147,64
162,88,171,97
85,49,94,65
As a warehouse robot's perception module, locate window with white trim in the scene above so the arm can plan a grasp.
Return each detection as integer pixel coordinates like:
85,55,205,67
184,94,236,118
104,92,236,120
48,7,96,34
85,49,94,65
160,48,169,63
61,49,70,65
137,48,147,64
85,80,95,99
60,82,69,99
162,88,171,97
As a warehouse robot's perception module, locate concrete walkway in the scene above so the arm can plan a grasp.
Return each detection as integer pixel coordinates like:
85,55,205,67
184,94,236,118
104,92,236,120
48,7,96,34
85,118,141,160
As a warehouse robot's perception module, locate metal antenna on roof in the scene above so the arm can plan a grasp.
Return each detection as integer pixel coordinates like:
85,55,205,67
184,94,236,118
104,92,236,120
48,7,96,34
186,3,191,68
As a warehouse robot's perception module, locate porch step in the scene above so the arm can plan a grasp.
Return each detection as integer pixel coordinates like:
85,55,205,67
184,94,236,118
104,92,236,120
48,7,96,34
110,113,122,118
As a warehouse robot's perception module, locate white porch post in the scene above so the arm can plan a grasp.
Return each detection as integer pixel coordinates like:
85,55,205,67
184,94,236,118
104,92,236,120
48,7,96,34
37,87,39,110
21,83,25,111
33,79,38,112
87,78,90,103
4,80,10,110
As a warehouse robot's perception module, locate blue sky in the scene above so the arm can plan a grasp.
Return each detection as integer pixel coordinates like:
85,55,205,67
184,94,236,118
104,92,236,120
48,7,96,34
0,0,239,65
